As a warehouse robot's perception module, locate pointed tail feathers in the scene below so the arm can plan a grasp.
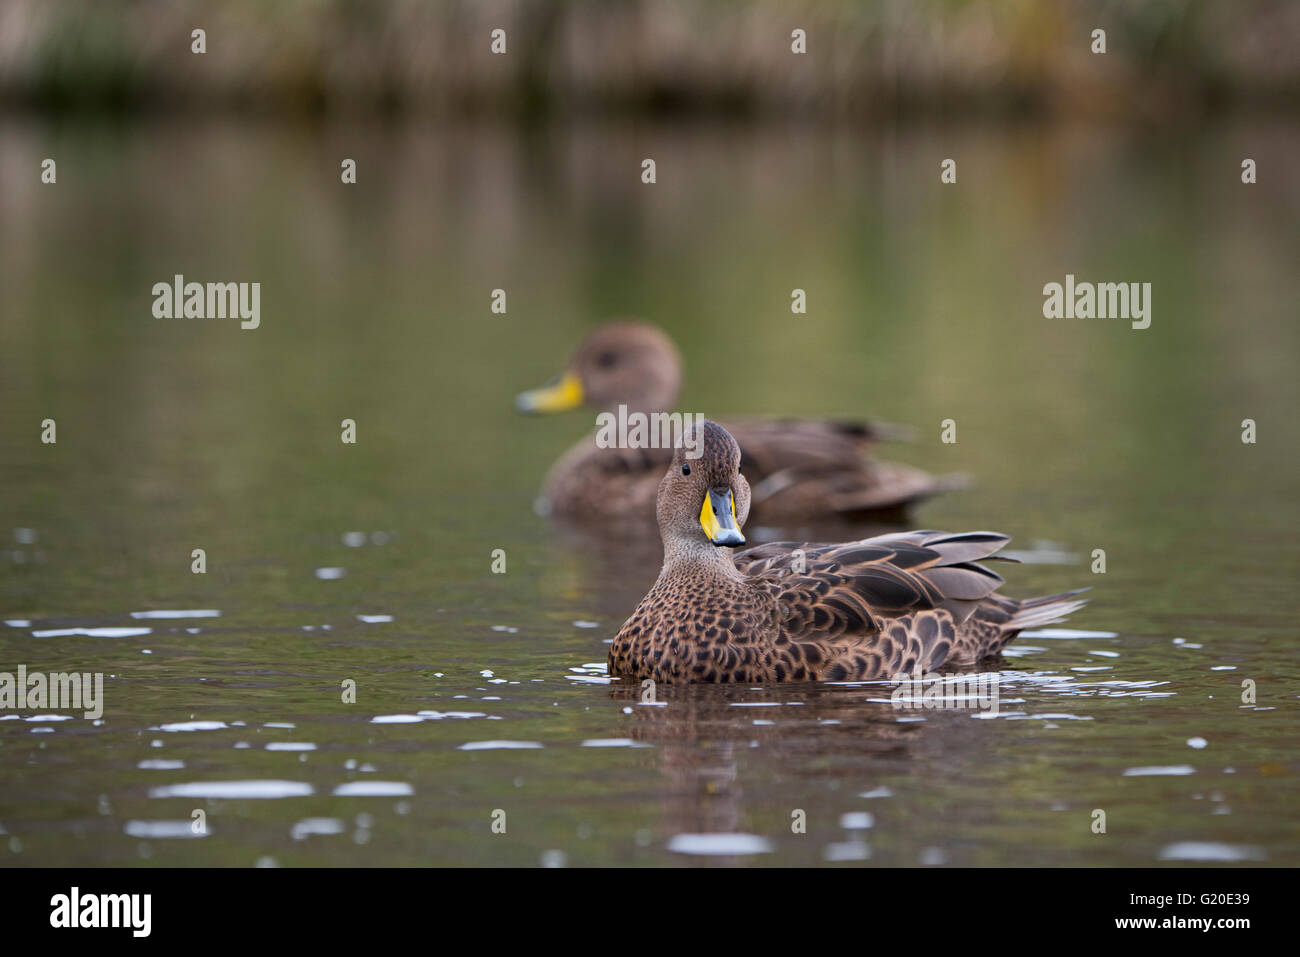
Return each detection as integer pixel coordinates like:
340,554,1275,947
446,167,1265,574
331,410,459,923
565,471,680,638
1006,589,1091,633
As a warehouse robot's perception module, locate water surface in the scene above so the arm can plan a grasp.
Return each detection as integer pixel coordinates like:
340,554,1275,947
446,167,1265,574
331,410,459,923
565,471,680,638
1,116,1297,866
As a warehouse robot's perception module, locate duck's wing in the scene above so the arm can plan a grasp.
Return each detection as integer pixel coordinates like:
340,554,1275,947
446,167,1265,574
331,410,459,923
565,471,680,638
719,418,963,519
721,418,888,474
736,530,1013,641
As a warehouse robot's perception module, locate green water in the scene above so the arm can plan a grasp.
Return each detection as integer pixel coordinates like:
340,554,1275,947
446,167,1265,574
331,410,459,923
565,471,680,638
1,116,1296,866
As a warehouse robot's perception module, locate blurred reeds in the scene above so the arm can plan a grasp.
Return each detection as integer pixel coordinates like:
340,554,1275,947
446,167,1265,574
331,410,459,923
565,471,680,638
0,0,1295,118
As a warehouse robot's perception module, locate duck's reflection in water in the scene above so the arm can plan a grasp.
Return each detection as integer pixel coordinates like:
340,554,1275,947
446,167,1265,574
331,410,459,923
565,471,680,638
605,678,977,862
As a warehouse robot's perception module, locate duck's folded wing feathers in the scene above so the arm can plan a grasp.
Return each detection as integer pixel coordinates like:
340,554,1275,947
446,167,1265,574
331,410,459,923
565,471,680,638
739,530,1012,640
722,418,885,475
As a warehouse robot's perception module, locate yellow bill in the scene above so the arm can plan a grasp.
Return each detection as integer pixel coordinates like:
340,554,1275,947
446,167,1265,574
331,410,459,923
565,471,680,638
700,487,745,547
515,371,584,414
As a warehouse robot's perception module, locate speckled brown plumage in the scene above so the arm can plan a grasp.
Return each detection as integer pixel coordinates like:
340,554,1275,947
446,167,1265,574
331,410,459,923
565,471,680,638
609,421,1086,684
516,320,964,522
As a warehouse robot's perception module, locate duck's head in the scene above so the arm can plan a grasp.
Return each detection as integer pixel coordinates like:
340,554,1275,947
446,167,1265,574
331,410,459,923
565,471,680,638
657,420,751,550
515,320,682,415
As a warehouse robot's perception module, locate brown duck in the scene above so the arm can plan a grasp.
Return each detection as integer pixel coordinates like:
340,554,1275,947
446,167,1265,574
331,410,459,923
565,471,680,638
515,321,963,523
609,421,1086,684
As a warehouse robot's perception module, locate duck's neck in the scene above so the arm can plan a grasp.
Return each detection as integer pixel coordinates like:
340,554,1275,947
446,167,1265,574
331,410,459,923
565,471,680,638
659,535,742,581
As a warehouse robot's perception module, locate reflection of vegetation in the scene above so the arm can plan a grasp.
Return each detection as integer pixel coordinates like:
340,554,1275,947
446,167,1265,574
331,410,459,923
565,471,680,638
2,0,1296,116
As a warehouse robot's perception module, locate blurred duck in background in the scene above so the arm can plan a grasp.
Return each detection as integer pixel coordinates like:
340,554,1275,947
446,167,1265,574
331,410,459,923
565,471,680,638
516,320,965,524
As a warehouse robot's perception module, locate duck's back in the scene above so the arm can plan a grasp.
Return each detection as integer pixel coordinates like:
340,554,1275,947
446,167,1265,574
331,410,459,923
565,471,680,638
737,531,1086,676
540,419,953,521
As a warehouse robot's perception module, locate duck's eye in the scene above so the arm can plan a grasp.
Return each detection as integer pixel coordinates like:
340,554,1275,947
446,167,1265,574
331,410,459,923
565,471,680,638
596,351,619,369
681,464,691,476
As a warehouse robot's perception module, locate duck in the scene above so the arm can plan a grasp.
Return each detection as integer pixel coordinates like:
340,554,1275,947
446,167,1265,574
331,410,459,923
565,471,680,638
608,420,1086,683
515,320,963,523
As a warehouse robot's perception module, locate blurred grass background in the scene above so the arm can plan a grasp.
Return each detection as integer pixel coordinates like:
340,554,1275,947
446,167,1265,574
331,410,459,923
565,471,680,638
0,0,1295,119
